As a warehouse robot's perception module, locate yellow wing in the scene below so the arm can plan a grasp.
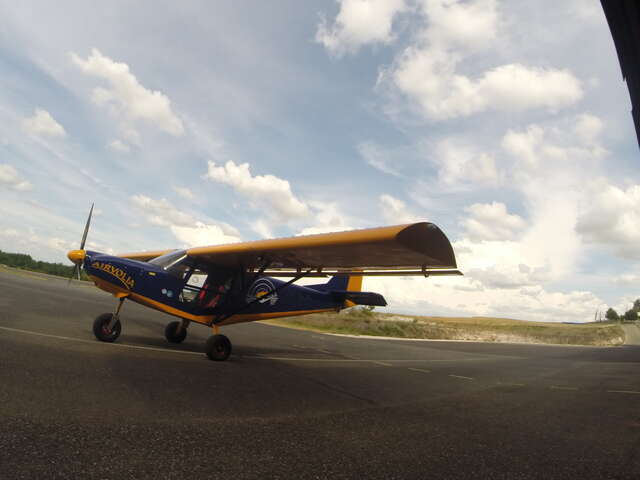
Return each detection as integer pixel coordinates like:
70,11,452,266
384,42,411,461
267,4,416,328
118,222,461,277
117,249,175,262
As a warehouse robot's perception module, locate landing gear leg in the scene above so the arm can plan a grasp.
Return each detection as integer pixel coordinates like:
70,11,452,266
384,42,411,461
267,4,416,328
165,319,189,343
93,297,125,343
205,325,232,361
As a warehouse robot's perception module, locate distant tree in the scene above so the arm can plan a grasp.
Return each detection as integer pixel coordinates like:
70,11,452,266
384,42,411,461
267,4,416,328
605,308,619,321
633,299,640,313
624,309,637,321
0,249,85,280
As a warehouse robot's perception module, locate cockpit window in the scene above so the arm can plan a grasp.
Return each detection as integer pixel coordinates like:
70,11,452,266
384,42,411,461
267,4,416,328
148,250,187,269
148,250,192,278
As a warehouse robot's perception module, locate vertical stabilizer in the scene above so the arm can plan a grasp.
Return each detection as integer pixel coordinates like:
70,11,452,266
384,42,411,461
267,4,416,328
308,271,385,307
346,273,362,292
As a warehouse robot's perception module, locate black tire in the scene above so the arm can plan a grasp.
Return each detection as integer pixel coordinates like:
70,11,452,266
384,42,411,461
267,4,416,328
205,334,232,361
165,321,187,343
93,313,121,343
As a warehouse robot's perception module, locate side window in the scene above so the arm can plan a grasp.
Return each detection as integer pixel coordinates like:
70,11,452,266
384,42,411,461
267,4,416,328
194,270,234,311
181,271,208,303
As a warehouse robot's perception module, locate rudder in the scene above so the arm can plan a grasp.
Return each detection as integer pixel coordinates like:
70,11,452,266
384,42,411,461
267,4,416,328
346,273,362,292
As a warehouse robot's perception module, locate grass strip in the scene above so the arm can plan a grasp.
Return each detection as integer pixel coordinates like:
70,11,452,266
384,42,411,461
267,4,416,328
265,310,626,346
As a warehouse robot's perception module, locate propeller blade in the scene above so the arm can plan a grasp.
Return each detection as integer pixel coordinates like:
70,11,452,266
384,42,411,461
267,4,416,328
68,203,94,286
79,203,94,250
68,264,79,285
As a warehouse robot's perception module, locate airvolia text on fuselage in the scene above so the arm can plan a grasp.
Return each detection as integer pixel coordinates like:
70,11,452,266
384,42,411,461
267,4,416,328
67,205,462,361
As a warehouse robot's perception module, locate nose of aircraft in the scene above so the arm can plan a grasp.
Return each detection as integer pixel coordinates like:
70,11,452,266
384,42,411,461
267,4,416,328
67,249,86,264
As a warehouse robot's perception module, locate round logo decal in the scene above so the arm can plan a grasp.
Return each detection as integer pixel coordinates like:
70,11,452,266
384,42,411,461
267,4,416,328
246,278,278,306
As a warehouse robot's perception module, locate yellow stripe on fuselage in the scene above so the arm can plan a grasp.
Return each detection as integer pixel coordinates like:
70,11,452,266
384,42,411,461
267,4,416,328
89,275,130,297
89,275,334,327
128,292,216,323
216,308,335,326
89,274,214,323
129,291,334,327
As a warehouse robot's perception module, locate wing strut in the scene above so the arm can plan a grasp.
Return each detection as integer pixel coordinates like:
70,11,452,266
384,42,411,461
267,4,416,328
212,268,313,325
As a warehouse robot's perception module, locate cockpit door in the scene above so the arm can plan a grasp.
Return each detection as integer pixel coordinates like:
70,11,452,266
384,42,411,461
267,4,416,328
179,266,234,314
180,268,208,303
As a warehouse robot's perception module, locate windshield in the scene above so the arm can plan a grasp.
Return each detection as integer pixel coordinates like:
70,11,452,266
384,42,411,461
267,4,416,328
148,250,187,269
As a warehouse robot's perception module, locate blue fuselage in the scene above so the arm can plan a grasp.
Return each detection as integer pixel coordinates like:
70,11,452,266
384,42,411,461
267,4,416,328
81,250,343,325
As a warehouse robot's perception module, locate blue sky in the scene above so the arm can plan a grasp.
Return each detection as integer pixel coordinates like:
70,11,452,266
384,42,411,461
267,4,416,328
1,0,639,322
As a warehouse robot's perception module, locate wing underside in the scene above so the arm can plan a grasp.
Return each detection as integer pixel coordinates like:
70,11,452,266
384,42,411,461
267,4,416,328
118,222,462,277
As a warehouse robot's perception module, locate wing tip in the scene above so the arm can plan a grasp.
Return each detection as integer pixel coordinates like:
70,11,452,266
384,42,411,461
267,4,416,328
396,222,458,269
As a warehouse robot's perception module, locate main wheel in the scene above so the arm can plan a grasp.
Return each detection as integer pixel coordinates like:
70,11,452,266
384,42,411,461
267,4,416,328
165,321,187,343
205,334,232,361
93,313,121,343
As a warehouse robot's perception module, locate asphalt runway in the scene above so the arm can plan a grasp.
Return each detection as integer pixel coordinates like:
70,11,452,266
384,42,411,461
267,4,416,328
1,269,639,479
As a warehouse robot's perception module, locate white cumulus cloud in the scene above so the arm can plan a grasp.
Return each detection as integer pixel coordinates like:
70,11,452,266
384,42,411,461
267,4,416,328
107,139,131,153
397,115,613,319
358,141,402,177
316,0,407,55
298,201,352,235
501,125,545,168
130,194,239,247
131,195,195,227
205,160,310,221
22,108,66,138
379,194,420,224
173,186,195,201
576,181,640,259
432,139,500,186
0,227,73,256
476,64,583,113
462,202,525,241
0,164,32,191
419,0,499,51
615,273,640,286
375,0,582,120
492,118,607,279
71,48,184,136
365,272,603,322
500,117,607,185
574,113,603,145
453,238,553,290
388,50,582,121
252,219,274,239
170,223,239,248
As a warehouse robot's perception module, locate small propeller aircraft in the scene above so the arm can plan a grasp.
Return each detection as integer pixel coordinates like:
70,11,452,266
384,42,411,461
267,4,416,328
67,205,462,361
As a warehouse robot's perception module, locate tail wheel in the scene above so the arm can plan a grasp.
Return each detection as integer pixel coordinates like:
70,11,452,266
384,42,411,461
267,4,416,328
205,334,232,361
165,321,187,344
93,313,121,343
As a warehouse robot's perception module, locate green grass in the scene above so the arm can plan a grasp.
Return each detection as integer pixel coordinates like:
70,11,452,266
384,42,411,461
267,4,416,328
0,263,89,281
0,249,82,278
265,309,626,346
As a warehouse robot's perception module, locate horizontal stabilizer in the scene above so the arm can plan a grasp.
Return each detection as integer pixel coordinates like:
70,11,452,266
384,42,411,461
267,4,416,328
331,290,387,307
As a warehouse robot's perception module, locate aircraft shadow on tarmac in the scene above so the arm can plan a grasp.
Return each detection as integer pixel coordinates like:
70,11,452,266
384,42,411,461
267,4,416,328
95,331,326,359
103,333,205,353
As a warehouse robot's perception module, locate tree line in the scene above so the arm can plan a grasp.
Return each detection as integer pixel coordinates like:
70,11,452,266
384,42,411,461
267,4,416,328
0,249,87,280
606,299,640,322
